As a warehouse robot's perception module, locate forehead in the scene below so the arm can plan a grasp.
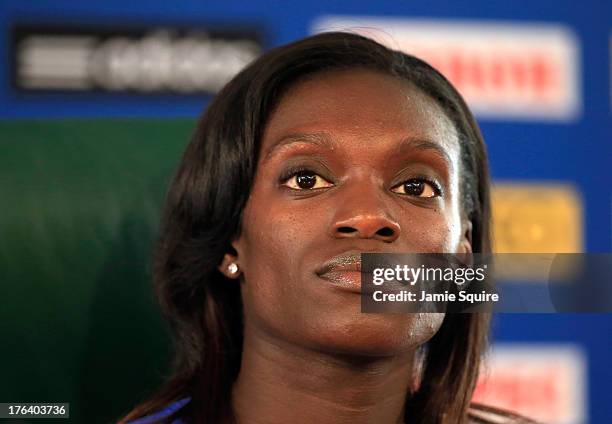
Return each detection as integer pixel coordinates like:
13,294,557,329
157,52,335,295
261,69,460,157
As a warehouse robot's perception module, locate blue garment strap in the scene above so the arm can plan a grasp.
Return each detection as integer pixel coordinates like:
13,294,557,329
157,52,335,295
127,397,191,424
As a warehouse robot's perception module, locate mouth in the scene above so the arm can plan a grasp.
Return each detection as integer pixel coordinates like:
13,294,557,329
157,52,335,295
315,252,373,294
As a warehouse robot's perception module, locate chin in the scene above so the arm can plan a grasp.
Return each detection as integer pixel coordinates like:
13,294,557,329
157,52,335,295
305,312,444,358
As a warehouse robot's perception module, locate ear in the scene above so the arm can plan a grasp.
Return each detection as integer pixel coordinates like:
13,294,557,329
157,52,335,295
218,241,242,279
459,218,473,255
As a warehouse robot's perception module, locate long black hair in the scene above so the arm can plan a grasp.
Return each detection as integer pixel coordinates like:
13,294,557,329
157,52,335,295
121,31,492,424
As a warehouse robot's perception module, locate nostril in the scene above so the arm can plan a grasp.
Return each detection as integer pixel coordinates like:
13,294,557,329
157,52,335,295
332,221,400,240
377,227,394,237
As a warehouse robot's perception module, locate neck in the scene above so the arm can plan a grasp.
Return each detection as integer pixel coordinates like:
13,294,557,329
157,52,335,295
231,325,416,424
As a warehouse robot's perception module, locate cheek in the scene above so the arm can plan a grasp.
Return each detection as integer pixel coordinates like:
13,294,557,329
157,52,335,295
405,206,464,253
240,198,319,274
235,196,321,334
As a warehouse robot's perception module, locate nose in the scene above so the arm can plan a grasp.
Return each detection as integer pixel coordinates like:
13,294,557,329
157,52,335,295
330,181,401,243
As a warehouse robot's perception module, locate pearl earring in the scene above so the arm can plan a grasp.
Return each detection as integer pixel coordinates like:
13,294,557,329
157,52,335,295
228,263,239,275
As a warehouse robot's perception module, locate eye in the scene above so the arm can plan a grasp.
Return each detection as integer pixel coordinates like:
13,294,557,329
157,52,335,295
391,178,441,198
282,170,334,190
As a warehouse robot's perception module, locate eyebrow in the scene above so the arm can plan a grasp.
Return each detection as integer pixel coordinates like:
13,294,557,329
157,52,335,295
396,138,454,173
263,132,454,172
263,132,334,161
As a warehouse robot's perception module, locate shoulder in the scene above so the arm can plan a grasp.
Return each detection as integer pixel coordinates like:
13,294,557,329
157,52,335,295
125,397,191,424
467,403,543,424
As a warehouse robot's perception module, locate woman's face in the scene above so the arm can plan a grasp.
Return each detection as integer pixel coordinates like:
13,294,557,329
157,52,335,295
226,69,471,356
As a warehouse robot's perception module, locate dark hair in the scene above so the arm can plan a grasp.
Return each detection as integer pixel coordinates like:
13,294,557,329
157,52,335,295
121,31,492,424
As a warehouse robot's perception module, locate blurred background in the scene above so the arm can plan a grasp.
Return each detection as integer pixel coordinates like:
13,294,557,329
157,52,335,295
0,1,610,423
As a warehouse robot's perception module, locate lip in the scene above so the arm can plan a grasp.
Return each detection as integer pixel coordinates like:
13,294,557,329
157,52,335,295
315,252,372,294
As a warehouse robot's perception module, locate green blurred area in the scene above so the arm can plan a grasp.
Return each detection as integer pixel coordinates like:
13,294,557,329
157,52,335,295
0,119,195,423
